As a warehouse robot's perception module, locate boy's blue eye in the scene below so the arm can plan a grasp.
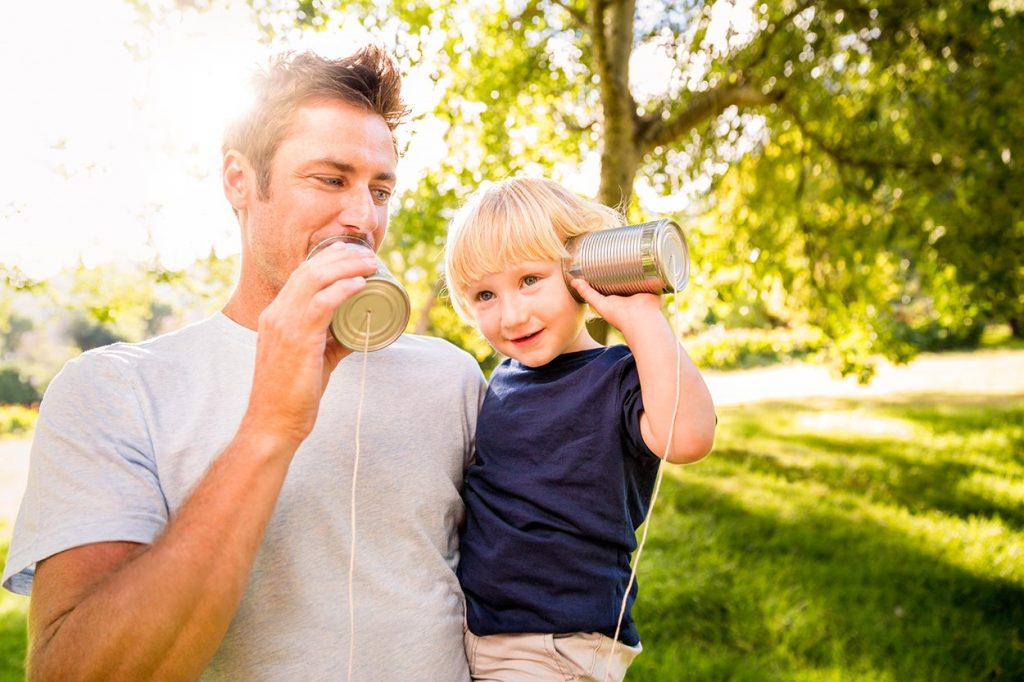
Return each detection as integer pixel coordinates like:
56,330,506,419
476,291,494,302
523,275,539,286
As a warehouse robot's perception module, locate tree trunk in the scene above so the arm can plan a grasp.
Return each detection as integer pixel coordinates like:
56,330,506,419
584,0,781,344
592,0,640,213
1010,315,1024,339
589,0,641,344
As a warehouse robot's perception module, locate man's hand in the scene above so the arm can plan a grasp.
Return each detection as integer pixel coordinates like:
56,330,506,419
244,241,379,448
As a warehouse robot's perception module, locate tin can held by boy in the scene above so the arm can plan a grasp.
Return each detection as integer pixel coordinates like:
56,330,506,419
562,219,690,301
306,235,410,351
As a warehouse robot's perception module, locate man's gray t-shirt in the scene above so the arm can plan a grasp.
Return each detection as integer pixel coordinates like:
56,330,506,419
3,313,486,680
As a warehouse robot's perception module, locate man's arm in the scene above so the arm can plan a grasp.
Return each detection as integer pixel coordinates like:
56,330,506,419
28,428,293,681
26,243,378,681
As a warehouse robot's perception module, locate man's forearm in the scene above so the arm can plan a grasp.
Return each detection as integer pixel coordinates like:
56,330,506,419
28,424,300,681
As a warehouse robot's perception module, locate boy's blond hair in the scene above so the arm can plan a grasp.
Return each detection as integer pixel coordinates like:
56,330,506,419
444,177,625,321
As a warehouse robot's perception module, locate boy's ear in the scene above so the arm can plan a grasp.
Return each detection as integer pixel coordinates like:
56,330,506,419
223,149,254,211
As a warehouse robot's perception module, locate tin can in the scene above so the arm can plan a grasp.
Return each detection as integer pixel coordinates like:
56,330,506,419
562,219,690,302
306,235,410,352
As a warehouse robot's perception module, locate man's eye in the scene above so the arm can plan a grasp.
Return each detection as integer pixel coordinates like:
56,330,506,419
319,176,343,187
476,291,495,302
372,189,392,204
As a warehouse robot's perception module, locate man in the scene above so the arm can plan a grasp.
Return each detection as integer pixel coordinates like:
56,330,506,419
3,46,485,680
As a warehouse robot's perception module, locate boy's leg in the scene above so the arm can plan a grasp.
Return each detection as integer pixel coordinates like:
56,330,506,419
463,629,641,682
465,630,574,681
551,632,642,682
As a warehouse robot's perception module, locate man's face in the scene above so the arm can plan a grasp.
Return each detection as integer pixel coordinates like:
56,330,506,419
237,99,398,294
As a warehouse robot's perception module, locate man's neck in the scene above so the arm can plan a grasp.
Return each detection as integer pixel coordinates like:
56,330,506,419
222,281,276,331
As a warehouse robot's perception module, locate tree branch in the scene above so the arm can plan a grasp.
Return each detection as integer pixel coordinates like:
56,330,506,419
734,0,814,75
512,0,546,25
637,0,811,153
780,101,932,174
639,82,784,153
548,0,587,26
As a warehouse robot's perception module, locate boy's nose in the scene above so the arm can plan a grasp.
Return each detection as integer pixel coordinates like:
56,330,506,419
500,294,529,330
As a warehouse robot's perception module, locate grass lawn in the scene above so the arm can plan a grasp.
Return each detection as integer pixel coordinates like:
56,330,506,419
0,533,26,682
0,393,1020,679
629,394,1024,681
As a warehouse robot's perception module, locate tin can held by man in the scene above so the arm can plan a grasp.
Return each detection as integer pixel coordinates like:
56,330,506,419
562,219,690,301
306,235,410,352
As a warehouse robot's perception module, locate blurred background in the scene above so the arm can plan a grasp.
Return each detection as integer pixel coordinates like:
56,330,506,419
1,1,1021,679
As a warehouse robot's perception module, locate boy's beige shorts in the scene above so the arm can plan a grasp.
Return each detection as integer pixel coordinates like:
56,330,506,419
464,628,642,681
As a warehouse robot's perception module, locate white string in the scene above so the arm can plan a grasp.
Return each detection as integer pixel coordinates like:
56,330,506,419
347,311,373,682
605,290,683,680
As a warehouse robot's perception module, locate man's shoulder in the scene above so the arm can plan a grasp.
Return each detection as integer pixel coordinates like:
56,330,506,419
390,334,480,366
57,315,233,385
380,335,485,392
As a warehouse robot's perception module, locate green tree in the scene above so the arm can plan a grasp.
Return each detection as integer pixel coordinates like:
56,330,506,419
0,366,40,405
139,0,1024,376
269,0,1021,374
1,265,44,334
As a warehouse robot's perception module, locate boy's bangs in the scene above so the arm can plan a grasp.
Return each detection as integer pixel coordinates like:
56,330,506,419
455,205,568,285
444,176,628,321
494,215,568,269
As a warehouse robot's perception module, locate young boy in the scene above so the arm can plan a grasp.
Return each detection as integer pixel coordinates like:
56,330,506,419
444,177,717,681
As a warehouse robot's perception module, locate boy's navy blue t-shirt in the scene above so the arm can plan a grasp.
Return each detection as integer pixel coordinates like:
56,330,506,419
458,345,660,646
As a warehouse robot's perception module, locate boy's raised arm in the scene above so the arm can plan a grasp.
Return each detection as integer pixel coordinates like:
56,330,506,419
571,279,716,463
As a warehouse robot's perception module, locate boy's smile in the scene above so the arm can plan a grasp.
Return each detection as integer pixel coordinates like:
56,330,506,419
467,260,600,367
510,330,542,346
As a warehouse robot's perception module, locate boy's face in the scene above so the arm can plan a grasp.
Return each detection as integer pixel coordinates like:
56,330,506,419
466,260,600,368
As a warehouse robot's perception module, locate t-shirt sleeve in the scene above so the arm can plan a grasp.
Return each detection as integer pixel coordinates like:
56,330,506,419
2,352,169,595
618,354,660,461
463,353,488,470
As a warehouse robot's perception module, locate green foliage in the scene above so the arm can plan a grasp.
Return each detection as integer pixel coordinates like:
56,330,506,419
0,405,37,439
893,318,984,354
0,369,39,407
0,537,26,680
0,252,237,393
66,317,125,352
694,37,1011,373
125,1,1024,378
687,326,828,371
60,261,171,344
0,266,44,296
981,323,1024,350
0,267,46,366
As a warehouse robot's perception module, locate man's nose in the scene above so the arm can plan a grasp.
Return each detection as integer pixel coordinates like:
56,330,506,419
339,188,379,242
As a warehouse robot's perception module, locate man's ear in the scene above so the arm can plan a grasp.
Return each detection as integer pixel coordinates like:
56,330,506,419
223,149,253,211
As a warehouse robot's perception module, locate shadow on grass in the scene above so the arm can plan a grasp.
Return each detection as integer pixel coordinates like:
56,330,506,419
717,395,1024,530
631,477,1024,681
627,394,1024,681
